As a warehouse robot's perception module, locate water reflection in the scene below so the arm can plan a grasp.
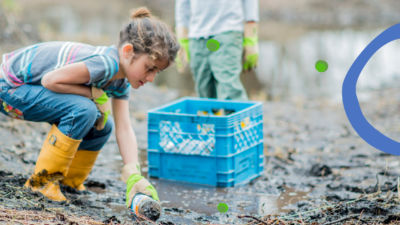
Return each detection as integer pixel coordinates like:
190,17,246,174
255,28,400,102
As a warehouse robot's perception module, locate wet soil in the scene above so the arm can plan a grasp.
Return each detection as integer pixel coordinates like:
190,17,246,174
2,0,400,223
1,85,400,224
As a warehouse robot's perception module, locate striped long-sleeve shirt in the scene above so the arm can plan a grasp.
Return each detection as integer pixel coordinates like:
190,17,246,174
0,42,131,100
175,0,260,39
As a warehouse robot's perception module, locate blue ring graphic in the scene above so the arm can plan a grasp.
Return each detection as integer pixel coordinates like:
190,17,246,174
343,23,400,155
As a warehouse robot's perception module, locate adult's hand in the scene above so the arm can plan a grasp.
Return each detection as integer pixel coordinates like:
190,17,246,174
243,22,259,72
176,27,190,73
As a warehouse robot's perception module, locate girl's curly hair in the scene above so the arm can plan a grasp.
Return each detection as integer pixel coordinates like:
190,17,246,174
119,7,180,65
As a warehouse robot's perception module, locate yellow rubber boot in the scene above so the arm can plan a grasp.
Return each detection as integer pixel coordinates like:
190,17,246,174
24,124,82,201
61,150,100,190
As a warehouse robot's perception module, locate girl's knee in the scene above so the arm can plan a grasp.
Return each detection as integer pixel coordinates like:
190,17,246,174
75,99,99,126
77,117,114,151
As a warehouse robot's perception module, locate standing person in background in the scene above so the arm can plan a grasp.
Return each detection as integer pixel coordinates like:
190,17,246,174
175,0,259,101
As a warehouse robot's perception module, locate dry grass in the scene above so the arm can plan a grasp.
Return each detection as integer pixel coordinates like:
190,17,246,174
0,204,170,225
0,205,105,225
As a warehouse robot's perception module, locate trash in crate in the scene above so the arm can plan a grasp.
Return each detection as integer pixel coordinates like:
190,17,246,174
161,140,177,152
197,124,214,134
240,117,251,128
159,121,215,156
160,139,215,156
178,139,215,155
225,109,236,115
212,108,224,116
212,108,235,116
197,109,236,116
197,111,208,116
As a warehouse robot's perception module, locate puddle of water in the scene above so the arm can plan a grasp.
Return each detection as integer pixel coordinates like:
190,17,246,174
100,179,312,223
104,201,209,225
276,187,311,213
100,146,313,220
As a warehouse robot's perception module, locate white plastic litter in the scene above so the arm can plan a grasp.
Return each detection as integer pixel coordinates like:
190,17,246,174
159,121,215,155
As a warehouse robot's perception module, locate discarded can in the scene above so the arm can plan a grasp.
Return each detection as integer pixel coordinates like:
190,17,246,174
131,194,161,222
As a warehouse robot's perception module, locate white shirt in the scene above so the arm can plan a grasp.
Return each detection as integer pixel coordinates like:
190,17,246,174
175,0,260,39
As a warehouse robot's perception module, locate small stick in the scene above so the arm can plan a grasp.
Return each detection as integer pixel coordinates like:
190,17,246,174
323,214,361,225
134,212,158,225
298,213,305,225
238,215,268,225
387,192,394,203
398,177,400,202
355,210,364,225
385,190,391,199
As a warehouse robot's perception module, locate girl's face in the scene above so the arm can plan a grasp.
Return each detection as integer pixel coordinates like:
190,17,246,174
119,44,169,89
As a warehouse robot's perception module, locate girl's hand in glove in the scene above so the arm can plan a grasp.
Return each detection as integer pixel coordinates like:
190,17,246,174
121,161,159,208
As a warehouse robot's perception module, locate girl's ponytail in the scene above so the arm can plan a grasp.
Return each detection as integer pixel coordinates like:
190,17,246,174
130,7,151,20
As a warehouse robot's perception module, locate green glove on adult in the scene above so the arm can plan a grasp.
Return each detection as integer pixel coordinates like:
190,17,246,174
243,22,259,71
175,27,190,74
91,87,111,130
121,161,159,208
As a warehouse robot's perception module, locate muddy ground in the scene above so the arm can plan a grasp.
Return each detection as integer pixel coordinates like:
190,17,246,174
1,84,400,224
1,0,400,224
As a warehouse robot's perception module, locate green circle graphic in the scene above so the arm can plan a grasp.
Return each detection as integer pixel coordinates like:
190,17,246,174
315,60,328,72
207,39,220,52
217,203,229,213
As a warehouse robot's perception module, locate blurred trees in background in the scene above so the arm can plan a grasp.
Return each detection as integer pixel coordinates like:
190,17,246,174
2,0,400,100
0,0,41,53
3,0,400,52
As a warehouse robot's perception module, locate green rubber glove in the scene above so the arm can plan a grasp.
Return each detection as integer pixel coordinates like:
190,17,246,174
121,162,159,208
179,38,190,61
175,27,190,73
243,22,259,71
91,87,111,130
176,38,190,73
243,36,259,70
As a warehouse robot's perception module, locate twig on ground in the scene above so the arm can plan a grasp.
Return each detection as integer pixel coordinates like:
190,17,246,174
238,215,268,225
398,177,400,202
374,173,380,193
355,210,364,225
385,190,391,199
298,213,305,225
22,196,38,206
323,214,361,225
134,212,158,225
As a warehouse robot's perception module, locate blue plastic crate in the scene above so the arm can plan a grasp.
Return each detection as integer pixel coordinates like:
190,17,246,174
147,97,264,187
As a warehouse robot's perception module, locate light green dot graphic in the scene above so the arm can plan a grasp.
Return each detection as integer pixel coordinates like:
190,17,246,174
217,203,229,213
315,60,328,72
207,39,220,52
